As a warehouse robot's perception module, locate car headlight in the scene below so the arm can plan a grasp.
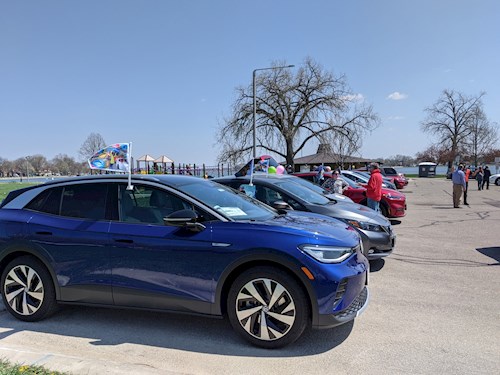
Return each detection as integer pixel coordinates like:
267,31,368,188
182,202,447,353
299,244,355,263
344,219,383,232
383,193,404,200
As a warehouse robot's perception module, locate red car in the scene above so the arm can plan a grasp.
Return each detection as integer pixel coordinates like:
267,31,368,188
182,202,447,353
355,166,408,189
293,172,407,218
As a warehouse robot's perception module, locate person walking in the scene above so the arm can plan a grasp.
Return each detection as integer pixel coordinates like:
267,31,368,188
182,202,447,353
463,166,471,205
475,166,484,190
366,162,383,212
482,166,491,190
452,164,466,208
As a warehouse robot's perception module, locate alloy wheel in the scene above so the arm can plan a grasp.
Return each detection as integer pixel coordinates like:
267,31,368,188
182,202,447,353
3,265,44,316
235,277,296,341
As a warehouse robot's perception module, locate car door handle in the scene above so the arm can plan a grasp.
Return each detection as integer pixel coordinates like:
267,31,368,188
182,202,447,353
35,231,53,236
114,239,134,244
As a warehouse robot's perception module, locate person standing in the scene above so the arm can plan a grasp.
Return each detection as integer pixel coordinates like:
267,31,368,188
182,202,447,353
482,166,491,190
452,164,466,208
366,162,383,212
322,171,348,194
463,166,471,205
475,166,484,190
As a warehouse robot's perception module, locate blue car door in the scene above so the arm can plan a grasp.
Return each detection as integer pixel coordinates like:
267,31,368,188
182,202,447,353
25,183,113,304
108,184,215,314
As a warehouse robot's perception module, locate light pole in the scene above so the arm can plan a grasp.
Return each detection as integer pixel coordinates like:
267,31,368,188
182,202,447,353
252,64,294,158
25,156,30,182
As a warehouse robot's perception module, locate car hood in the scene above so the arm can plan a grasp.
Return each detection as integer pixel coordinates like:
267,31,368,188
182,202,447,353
304,200,390,225
324,192,354,203
264,210,360,246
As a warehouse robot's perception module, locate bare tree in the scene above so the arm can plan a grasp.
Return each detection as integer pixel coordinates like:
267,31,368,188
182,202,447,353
28,154,49,175
51,154,84,176
415,144,455,165
217,57,379,167
463,108,499,166
78,133,106,161
421,89,485,169
320,126,362,169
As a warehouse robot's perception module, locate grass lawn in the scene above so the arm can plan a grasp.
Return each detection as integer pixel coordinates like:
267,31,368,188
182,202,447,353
0,182,39,202
0,358,67,374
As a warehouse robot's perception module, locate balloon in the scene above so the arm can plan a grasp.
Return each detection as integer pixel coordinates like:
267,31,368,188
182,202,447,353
268,166,277,174
276,165,285,174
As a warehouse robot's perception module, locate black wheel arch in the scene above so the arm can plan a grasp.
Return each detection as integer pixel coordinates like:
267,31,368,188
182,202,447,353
214,250,319,326
0,243,61,300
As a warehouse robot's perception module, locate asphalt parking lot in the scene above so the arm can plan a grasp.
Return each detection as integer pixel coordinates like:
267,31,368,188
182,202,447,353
0,177,498,374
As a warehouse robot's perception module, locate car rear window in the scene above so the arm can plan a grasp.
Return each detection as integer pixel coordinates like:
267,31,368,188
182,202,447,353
26,187,63,215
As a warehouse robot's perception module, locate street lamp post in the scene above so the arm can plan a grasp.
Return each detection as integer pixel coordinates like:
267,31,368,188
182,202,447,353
25,156,30,182
252,64,294,158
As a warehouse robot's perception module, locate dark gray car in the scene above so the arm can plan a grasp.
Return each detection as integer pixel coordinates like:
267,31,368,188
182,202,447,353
214,174,395,259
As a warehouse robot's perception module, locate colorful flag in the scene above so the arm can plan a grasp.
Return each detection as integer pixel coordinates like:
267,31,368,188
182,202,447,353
88,143,130,173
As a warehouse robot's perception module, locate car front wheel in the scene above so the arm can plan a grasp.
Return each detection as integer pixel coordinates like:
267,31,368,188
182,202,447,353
495,178,500,186
1,256,58,322
227,266,310,348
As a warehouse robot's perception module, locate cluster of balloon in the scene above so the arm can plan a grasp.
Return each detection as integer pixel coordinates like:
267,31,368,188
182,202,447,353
268,165,286,174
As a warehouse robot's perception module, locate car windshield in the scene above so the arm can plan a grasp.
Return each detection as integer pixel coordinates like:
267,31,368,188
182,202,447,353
273,180,330,205
356,171,371,179
346,171,369,183
174,179,276,221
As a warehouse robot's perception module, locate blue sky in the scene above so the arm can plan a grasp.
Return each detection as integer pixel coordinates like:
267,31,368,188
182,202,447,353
1,0,499,166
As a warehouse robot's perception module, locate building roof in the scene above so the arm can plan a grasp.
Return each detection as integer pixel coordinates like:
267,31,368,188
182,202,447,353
287,144,371,165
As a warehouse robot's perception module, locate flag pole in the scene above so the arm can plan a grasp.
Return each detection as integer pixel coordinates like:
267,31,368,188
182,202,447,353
127,142,133,190
249,158,254,186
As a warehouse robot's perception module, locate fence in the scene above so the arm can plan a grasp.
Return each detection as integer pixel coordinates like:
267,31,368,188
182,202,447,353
134,163,238,178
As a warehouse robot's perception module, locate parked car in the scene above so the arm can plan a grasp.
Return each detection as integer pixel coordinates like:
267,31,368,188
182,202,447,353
0,174,369,349
342,170,394,190
489,173,500,186
215,174,395,260
286,173,354,203
293,172,367,202
354,166,407,189
339,171,407,218
379,167,408,189
293,172,407,218
354,170,398,191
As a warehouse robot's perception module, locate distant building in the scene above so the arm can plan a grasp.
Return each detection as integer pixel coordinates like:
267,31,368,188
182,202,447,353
286,144,372,172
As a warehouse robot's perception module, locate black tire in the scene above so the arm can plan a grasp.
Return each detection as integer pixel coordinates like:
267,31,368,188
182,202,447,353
380,203,390,218
496,178,500,186
227,266,310,349
1,256,58,322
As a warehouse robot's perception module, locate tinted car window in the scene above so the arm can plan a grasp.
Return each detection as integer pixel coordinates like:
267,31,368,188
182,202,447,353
383,167,398,175
118,184,217,225
26,187,63,215
60,184,108,220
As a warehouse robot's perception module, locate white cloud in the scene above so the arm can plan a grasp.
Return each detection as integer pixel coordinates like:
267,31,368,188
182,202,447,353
342,93,364,102
387,116,404,121
387,92,408,100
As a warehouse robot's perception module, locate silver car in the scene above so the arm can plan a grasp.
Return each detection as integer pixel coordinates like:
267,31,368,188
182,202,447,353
214,174,395,260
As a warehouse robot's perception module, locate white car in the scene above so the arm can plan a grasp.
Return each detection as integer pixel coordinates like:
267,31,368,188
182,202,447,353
489,173,500,186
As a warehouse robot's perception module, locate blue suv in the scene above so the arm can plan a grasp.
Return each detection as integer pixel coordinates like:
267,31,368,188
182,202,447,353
0,175,369,348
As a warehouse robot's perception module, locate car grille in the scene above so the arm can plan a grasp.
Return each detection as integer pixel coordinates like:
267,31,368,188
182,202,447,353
333,286,368,319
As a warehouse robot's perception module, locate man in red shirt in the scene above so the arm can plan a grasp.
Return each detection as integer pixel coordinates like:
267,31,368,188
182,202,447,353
366,162,383,212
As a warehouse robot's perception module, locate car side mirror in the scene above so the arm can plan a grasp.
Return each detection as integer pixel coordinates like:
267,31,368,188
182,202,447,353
163,209,206,232
272,200,293,211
